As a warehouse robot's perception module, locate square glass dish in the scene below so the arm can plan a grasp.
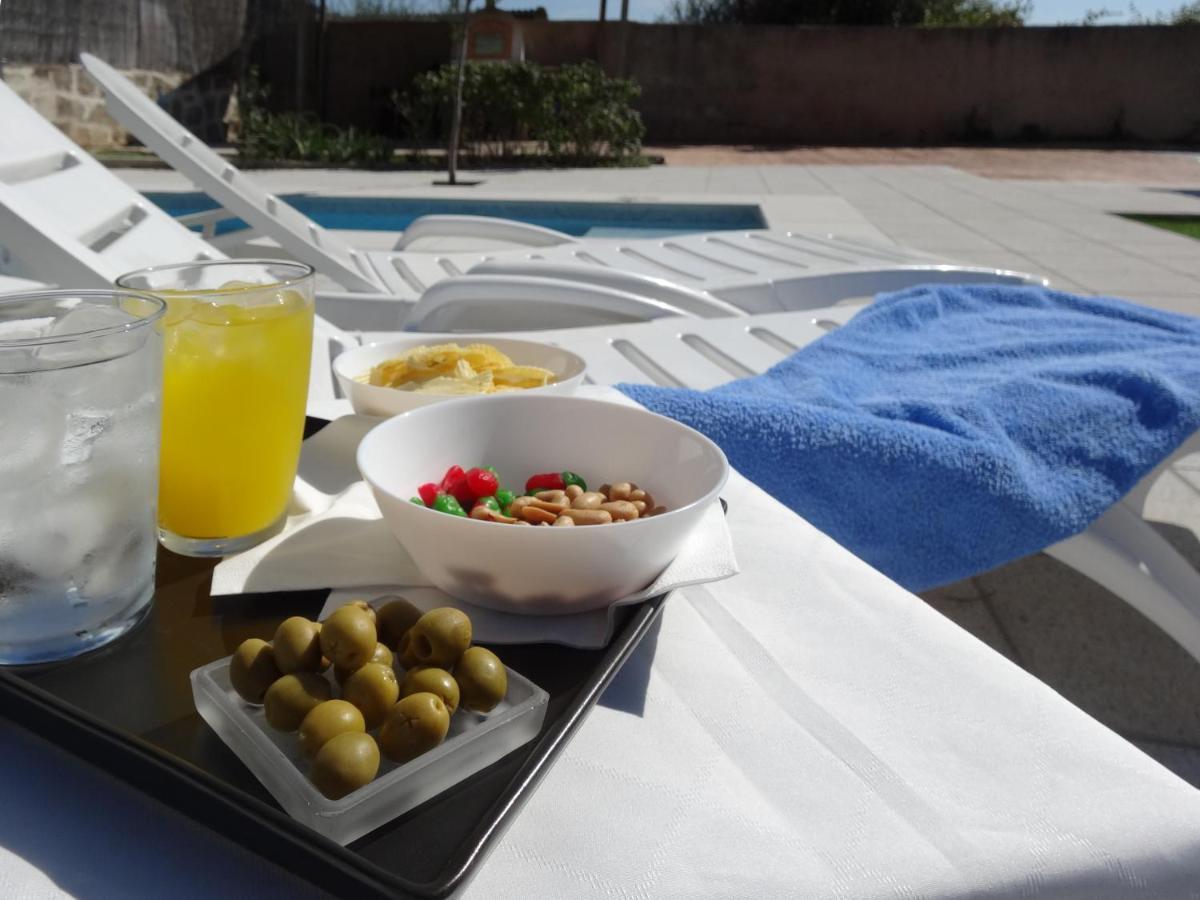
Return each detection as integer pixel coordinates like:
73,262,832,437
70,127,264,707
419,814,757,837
191,656,549,845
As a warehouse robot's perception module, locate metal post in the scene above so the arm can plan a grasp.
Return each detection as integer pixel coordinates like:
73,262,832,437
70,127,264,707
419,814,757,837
599,0,607,23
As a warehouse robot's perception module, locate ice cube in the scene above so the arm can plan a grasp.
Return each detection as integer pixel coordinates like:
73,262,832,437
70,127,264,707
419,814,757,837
61,410,111,466
36,305,139,366
0,384,64,478
0,316,54,342
79,527,155,598
4,471,135,581
45,304,137,337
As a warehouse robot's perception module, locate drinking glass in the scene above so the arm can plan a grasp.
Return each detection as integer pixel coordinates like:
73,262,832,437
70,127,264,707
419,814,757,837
115,260,315,557
0,289,165,664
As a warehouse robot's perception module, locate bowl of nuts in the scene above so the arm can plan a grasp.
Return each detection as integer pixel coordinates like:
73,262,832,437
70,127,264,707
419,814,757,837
356,393,729,614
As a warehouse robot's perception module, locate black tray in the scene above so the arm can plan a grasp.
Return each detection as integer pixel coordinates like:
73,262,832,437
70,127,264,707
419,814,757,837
0,418,677,899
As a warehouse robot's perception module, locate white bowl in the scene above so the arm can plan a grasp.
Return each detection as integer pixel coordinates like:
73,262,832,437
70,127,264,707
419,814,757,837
334,337,587,417
357,394,729,614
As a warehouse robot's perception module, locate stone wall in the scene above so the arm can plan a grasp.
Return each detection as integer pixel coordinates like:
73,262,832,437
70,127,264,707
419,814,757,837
0,64,184,148
0,63,242,149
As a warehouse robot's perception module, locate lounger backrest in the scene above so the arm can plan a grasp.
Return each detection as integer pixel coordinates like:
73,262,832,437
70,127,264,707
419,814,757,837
80,53,388,295
0,79,223,286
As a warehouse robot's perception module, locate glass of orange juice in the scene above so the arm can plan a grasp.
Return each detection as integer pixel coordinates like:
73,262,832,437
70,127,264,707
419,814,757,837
116,260,315,556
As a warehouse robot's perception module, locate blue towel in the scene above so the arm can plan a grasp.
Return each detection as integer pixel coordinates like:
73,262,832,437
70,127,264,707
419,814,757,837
618,285,1200,591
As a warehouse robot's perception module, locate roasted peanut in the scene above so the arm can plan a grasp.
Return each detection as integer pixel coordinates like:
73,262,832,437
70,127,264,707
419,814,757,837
630,487,653,505
647,505,667,517
564,484,584,501
631,500,647,515
470,506,517,524
600,500,639,521
552,515,575,526
609,482,633,501
534,489,567,505
528,496,568,514
508,496,533,517
571,491,605,510
521,506,558,525
597,484,612,497
560,508,613,526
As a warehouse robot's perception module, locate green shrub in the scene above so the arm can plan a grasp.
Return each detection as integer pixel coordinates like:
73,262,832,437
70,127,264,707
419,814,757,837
237,69,393,166
397,61,645,164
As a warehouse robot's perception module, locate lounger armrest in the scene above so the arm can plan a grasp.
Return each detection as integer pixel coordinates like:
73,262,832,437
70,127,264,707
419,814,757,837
468,259,747,319
403,274,695,332
393,215,574,250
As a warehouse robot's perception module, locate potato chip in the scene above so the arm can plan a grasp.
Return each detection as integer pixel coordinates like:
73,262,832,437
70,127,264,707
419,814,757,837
366,343,555,396
492,365,554,389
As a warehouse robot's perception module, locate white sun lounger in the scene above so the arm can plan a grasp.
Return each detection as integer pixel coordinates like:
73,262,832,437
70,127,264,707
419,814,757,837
79,52,1046,328
320,303,1200,667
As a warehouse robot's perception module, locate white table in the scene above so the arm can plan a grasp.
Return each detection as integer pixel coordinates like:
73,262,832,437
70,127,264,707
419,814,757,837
5,390,1200,898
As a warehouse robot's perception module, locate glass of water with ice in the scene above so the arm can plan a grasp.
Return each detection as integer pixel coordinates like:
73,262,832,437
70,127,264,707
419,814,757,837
0,289,165,664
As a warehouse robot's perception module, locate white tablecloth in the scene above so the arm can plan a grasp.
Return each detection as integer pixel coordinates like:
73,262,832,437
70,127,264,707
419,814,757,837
5,399,1200,898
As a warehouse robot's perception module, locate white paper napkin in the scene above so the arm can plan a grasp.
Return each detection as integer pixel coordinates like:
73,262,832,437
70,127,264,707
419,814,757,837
211,409,738,648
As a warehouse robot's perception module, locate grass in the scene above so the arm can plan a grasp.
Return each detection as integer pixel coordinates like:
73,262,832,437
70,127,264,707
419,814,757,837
1121,214,1200,242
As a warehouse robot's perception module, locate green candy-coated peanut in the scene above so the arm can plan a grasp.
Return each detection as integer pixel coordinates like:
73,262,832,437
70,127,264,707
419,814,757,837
433,494,467,516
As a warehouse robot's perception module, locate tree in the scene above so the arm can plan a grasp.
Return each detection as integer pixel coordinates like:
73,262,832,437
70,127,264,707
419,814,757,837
445,0,473,185
663,0,1030,26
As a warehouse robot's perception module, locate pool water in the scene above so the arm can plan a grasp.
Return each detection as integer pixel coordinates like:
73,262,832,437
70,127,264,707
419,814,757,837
143,192,767,239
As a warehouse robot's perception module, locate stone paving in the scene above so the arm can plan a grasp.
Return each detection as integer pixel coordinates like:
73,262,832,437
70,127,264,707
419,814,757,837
648,145,1200,185
119,156,1200,786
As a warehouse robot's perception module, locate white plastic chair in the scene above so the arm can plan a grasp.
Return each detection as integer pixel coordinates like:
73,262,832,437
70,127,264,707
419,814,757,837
352,307,1200,665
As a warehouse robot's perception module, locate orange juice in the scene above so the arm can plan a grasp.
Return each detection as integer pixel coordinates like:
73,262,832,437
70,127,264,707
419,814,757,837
157,287,313,539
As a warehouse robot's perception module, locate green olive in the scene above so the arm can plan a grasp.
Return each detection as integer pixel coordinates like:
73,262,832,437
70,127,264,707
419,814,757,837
334,642,394,684
311,732,380,800
379,692,450,764
402,607,472,669
272,617,323,674
263,672,333,731
347,599,378,625
455,647,507,713
396,633,421,670
299,699,365,758
376,596,423,649
319,605,377,671
229,638,281,704
341,661,400,730
400,666,460,716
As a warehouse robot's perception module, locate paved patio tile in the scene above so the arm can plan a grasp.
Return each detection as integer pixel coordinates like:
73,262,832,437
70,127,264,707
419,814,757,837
1113,292,1200,316
975,552,1200,747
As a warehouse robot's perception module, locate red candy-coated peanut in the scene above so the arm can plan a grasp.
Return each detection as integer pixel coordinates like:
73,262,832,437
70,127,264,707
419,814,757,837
466,467,499,498
439,465,474,507
439,465,465,492
417,482,439,507
525,472,564,494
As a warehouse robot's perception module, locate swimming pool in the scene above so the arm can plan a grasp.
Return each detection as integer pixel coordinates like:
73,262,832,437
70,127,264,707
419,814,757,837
143,192,767,239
